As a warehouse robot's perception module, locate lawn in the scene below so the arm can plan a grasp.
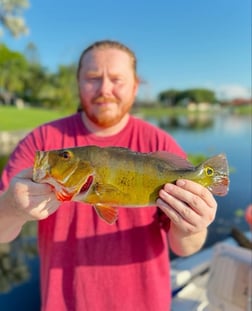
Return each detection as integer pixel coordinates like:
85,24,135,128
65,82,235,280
0,106,69,131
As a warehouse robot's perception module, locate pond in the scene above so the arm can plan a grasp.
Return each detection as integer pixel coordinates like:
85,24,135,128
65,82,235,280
147,110,251,245
0,110,251,309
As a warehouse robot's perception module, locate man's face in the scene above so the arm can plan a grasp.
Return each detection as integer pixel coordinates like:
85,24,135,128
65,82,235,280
78,48,139,128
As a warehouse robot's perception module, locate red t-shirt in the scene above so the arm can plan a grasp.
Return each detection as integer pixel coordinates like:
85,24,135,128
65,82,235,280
0,113,186,311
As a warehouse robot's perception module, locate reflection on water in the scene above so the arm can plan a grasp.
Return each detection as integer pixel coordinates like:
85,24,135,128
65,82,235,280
0,223,37,293
0,110,251,307
0,221,39,310
0,243,29,293
0,157,39,305
156,112,214,131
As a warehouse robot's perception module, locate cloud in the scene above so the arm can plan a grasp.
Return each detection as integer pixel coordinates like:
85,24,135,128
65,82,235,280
216,84,252,100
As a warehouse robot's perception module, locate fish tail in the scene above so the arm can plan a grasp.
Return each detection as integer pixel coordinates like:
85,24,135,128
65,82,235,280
199,153,229,196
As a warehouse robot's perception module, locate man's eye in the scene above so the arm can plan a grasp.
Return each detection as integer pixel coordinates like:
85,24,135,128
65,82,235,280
87,77,99,81
112,78,123,83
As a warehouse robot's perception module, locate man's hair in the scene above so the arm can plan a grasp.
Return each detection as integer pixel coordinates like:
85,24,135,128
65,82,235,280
76,39,138,79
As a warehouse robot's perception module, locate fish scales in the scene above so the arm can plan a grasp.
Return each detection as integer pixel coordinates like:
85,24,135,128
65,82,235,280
33,145,229,224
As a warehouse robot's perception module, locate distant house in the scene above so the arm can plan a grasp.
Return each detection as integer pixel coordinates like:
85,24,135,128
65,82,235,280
187,102,211,111
0,89,16,105
230,98,252,106
0,89,24,108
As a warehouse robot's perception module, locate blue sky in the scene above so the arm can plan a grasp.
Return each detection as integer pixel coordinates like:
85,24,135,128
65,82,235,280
2,0,251,100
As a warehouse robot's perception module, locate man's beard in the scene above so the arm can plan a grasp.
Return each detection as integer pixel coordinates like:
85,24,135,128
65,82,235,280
83,100,132,128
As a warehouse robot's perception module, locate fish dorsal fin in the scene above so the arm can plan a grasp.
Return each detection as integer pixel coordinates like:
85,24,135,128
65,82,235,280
94,204,118,224
150,151,194,170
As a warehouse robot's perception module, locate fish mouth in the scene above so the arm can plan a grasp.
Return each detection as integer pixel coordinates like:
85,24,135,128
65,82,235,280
33,151,50,182
33,167,49,182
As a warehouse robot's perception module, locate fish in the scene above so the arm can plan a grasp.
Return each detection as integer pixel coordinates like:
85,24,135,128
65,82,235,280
32,146,229,224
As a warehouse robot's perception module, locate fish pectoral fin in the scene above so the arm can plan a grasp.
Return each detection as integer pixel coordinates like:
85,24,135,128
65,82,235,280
94,183,121,195
55,189,74,201
94,204,118,225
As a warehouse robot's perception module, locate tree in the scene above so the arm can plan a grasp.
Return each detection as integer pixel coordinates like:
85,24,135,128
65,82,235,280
50,64,79,111
0,43,29,92
0,0,29,38
175,88,216,105
158,88,216,106
158,89,180,106
31,64,78,111
0,43,79,110
21,62,49,104
24,42,40,64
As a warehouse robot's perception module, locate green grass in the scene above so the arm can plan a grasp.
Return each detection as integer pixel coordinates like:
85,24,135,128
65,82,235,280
0,106,68,131
133,106,189,118
232,105,252,115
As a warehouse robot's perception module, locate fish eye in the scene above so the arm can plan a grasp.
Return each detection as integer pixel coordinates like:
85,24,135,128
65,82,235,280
59,150,72,160
205,167,214,176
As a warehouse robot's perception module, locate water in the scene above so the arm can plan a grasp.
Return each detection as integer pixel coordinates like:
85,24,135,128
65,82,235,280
149,111,251,245
0,111,251,309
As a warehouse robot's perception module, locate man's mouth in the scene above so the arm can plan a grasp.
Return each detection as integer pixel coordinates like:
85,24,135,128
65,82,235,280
94,96,117,104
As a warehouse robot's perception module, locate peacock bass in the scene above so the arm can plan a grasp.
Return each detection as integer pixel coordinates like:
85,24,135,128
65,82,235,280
32,146,229,224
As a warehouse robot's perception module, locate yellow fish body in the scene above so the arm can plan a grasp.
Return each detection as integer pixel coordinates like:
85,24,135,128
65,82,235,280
33,146,229,224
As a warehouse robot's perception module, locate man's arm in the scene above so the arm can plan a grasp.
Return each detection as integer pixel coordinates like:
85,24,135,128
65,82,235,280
0,191,26,243
0,168,60,243
156,179,217,256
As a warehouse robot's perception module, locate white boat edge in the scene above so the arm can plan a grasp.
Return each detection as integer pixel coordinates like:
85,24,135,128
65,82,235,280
171,231,252,311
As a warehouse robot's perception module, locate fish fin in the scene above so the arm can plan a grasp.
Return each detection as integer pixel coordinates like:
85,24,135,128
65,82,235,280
150,151,194,169
94,183,124,196
200,153,229,175
207,177,229,196
201,153,230,196
94,204,118,224
55,189,74,201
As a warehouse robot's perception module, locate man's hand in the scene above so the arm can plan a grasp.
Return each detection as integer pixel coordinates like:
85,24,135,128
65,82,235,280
7,168,61,221
156,179,217,256
0,168,61,242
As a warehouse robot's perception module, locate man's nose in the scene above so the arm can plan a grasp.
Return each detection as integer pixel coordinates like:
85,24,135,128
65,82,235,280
99,77,113,95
